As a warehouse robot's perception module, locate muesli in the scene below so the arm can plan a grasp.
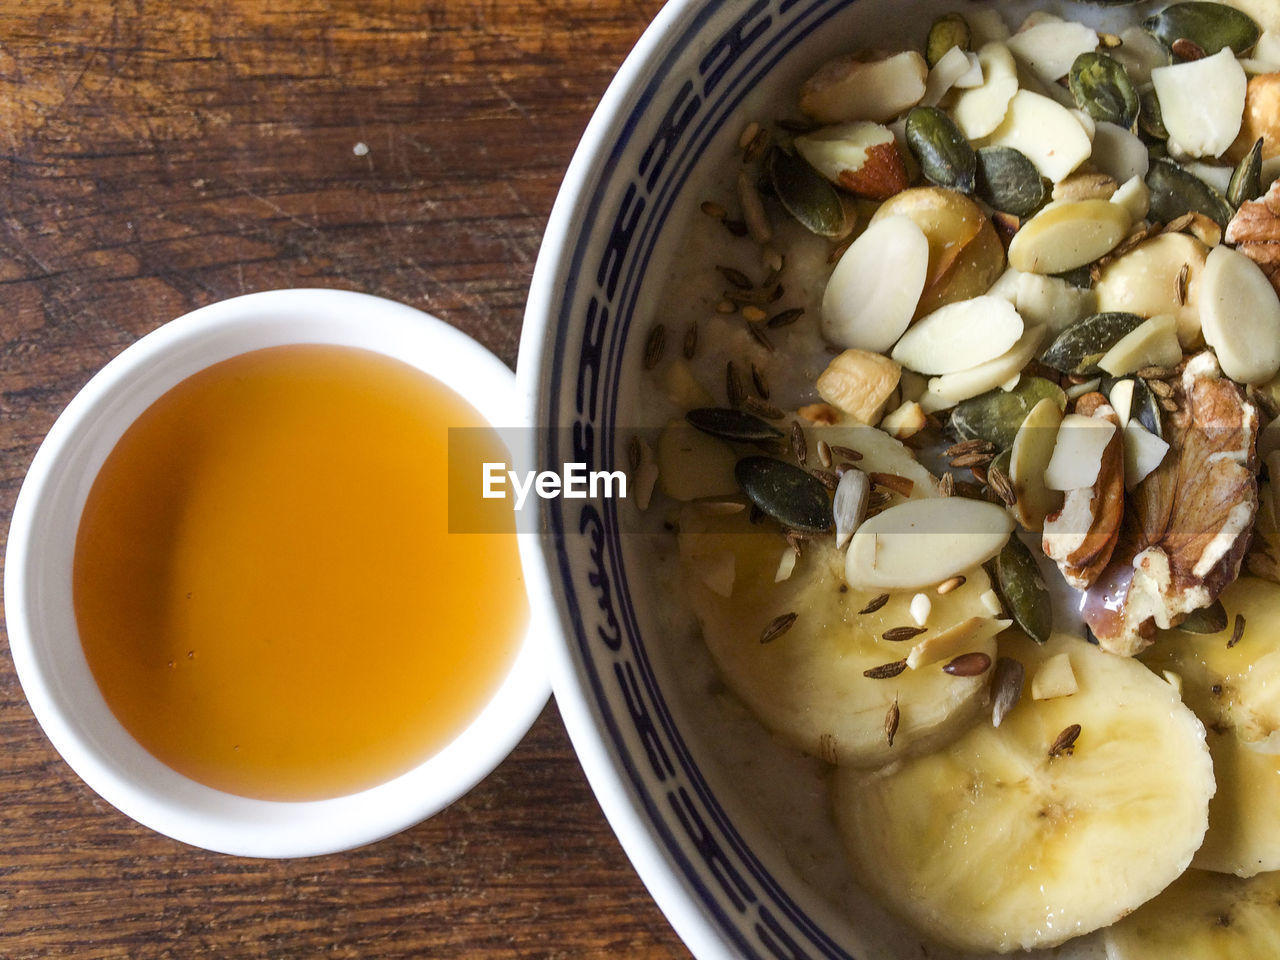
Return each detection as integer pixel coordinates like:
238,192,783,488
636,2,1280,955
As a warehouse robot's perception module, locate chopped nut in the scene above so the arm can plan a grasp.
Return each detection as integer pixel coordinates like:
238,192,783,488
816,349,902,425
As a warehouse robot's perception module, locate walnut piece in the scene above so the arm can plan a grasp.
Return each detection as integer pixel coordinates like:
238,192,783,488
1082,353,1259,656
1042,393,1125,590
1226,179,1280,294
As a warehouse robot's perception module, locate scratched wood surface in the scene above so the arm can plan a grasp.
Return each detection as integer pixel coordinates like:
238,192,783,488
0,2,689,957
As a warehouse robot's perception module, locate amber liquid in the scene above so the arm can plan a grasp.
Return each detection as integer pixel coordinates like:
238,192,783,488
73,344,527,801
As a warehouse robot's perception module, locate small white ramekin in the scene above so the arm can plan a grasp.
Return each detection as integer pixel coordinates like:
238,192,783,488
4,288,549,857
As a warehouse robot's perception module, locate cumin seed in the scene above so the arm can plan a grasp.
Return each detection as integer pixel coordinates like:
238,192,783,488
883,625,927,643
717,264,753,290
885,698,900,747
1228,613,1246,648
863,659,908,680
859,593,890,615
790,420,807,466
767,306,804,329
683,320,698,360
761,611,798,644
643,324,665,370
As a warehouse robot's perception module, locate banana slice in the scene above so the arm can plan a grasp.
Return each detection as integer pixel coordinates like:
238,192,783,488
1141,576,1280,877
1104,869,1280,960
679,423,998,767
832,632,1214,953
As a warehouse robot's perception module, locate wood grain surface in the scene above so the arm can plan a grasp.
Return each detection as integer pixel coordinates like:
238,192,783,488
0,2,689,957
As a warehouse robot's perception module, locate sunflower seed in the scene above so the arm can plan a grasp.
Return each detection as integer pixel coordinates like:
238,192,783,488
942,651,993,677
830,444,863,462
883,625,927,643
727,361,746,407
717,264,753,290
1175,262,1190,306
859,593,890,615
945,438,997,458
950,450,995,469
936,575,966,595
991,657,1025,728
1049,722,1082,758
743,396,784,420
767,306,804,329
643,325,665,370
864,659,908,680
682,320,698,360
834,468,871,549
787,421,807,466
685,407,784,442
938,472,956,497
761,611,798,644
885,697,901,747
1228,612,1246,648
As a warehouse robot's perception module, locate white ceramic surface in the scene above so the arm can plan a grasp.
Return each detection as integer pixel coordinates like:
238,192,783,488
5,287,549,858
519,1,1158,958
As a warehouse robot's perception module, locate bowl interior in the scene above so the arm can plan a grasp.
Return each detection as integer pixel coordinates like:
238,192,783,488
6,288,549,857
523,1,1155,956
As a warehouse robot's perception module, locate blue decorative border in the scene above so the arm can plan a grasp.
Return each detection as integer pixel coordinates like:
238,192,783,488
544,2,858,957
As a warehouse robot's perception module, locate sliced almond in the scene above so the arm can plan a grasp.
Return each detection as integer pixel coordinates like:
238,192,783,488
1111,174,1152,222
822,215,929,351
925,324,1048,407
979,89,1093,182
890,296,1024,375
1089,122,1151,185
816,349,902,425
951,42,1020,139
800,50,928,124
921,44,975,107
1007,199,1132,275
1200,243,1280,384
1095,232,1208,347
1030,652,1078,699
845,498,1015,591
1010,397,1065,532
657,419,739,501
906,616,1011,669
1122,419,1170,490
1098,314,1183,377
1151,48,1247,159
774,546,798,583
1013,272,1097,331
1044,413,1116,491
1005,18,1098,84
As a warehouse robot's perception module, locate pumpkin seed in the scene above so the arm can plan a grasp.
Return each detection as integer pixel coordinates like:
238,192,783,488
905,106,976,194
1137,83,1169,139
974,146,1046,217
1069,52,1139,128
1143,2,1261,57
1145,157,1234,230
995,536,1053,644
926,12,970,68
1228,137,1264,208
735,456,833,533
950,376,1067,448
685,407,784,443
1176,598,1228,634
767,147,849,239
1040,311,1147,376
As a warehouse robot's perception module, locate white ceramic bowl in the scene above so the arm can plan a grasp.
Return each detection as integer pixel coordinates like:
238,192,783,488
5,288,549,857
519,1,1148,957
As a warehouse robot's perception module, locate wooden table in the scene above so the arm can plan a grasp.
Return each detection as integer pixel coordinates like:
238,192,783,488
0,2,690,956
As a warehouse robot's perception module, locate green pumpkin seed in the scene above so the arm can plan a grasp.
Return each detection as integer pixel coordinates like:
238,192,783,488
905,106,976,195
1228,137,1264,208
926,12,970,68
1137,83,1169,140
1144,1,1261,57
950,377,1068,449
735,456,833,533
1175,598,1229,634
1132,377,1165,439
995,536,1053,645
975,146,1046,217
1069,52,1140,129
686,407,785,443
1145,157,1234,230
768,147,850,239
1041,312,1148,376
